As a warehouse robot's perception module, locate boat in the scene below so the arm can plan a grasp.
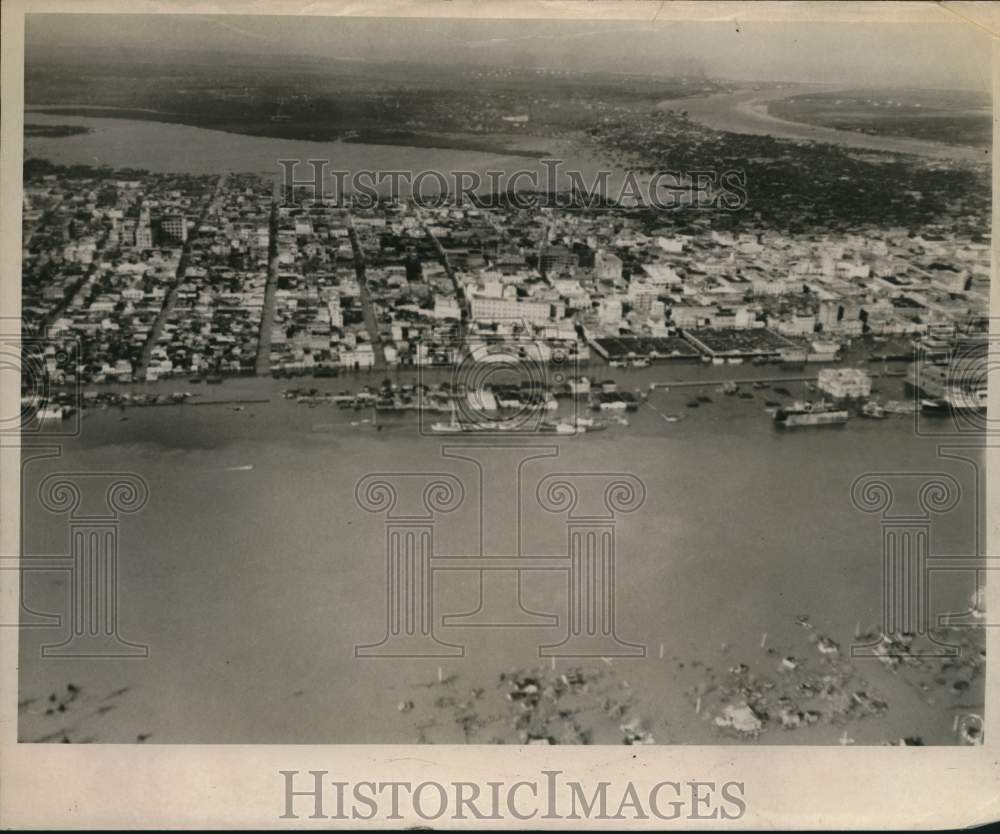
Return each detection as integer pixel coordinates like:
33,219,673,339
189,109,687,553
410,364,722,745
860,401,887,419
206,375,223,384
189,377,203,384
431,402,492,434
920,388,987,415
37,406,64,421
555,422,582,435
919,398,951,416
774,400,849,428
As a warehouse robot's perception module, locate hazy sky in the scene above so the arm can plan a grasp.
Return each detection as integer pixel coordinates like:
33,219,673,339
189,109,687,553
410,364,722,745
25,13,993,90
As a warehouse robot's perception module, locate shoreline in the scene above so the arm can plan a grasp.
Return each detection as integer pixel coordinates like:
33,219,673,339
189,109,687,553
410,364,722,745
18,366,983,745
24,105,558,158
658,85,988,164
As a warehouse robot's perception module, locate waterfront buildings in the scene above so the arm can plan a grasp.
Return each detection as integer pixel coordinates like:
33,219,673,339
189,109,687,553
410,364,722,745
20,161,991,385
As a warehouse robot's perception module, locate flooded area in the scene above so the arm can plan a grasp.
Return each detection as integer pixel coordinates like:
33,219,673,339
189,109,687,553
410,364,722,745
18,362,984,745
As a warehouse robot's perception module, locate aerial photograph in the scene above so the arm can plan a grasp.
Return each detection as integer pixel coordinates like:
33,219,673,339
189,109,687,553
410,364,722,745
16,11,990,747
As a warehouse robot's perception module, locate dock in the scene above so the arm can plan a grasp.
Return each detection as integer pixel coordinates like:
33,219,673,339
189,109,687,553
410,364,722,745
648,371,898,390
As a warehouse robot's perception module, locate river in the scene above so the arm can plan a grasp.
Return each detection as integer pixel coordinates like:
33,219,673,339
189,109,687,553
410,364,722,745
18,360,984,744
23,111,629,195
659,84,989,164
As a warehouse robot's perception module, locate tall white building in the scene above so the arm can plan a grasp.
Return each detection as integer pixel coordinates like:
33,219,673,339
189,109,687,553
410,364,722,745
470,294,554,324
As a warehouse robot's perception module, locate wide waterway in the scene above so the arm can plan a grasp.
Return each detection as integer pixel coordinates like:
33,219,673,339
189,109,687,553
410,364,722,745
23,110,629,194
19,359,985,744
659,84,989,164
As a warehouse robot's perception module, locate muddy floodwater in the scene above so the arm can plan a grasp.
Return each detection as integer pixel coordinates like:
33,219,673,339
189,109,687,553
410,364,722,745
18,365,985,745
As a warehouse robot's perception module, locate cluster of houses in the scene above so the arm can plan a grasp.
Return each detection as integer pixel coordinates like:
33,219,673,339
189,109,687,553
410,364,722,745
22,164,991,386
145,174,269,380
22,167,212,383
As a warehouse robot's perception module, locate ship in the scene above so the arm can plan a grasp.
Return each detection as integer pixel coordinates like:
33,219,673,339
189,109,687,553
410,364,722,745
773,400,849,428
919,388,988,416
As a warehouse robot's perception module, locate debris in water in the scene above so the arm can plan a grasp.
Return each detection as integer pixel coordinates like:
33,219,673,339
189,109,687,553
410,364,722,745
714,703,764,736
817,636,840,656
620,716,655,745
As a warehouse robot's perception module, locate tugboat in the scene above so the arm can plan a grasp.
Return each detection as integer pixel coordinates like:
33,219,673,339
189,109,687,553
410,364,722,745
774,400,849,428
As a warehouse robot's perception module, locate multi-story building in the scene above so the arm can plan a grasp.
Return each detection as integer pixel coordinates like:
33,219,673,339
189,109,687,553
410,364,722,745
156,213,188,245
470,294,556,324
